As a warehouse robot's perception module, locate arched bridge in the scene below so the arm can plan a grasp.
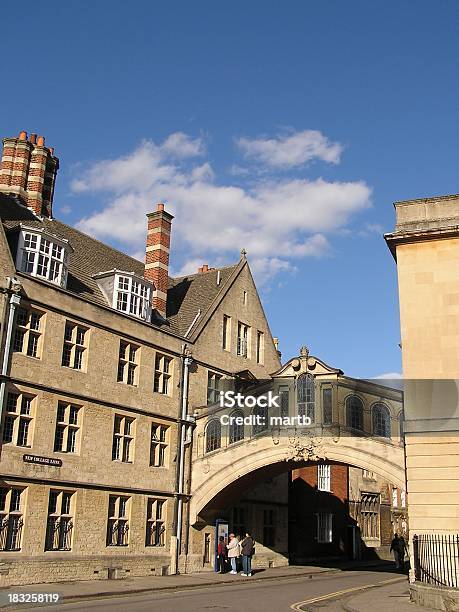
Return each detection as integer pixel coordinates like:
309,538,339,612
190,350,404,526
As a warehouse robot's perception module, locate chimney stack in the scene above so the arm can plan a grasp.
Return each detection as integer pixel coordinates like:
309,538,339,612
144,202,174,317
0,131,59,217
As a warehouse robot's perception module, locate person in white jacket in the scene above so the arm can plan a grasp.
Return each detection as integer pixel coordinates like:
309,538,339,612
226,533,240,574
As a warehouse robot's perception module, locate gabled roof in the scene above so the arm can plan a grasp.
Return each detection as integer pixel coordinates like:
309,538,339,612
0,194,240,337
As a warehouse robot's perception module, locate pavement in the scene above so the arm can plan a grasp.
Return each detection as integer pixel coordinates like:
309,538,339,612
0,561,419,610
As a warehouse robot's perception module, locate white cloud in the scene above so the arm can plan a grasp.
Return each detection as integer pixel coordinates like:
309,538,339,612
72,131,371,284
160,132,205,158
237,130,343,168
374,372,403,379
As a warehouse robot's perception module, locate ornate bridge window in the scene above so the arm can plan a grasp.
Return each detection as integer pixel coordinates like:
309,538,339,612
205,419,221,453
372,403,391,438
346,395,364,431
252,405,268,436
297,374,315,422
229,410,244,444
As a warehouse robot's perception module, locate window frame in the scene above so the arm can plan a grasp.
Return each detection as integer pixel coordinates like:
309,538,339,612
13,306,44,359
112,414,135,463
372,402,391,438
2,392,35,447
106,495,130,547
117,340,139,386
150,423,169,467
54,402,81,454
153,353,173,395
16,227,71,288
207,371,222,405
345,395,364,431
317,464,331,492
237,321,249,358
222,315,231,351
113,273,152,321
297,373,315,422
0,486,25,551
61,321,88,371
146,498,166,547
45,489,74,551
205,419,221,453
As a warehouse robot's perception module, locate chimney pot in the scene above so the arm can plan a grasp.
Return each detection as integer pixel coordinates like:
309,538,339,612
19,131,27,140
49,147,54,155
202,264,209,272
37,136,45,146
157,202,165,211
29,134,37,144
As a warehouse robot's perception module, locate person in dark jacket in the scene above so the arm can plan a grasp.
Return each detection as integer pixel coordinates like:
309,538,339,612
240,532,255,576
390,533,407,569
217,536,227,573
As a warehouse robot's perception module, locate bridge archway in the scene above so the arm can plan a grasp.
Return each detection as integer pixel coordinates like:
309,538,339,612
190,434,405,525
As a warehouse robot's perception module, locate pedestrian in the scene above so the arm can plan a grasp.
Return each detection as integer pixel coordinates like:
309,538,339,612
226,533,240,574
240,532,255,576
398,535,408,571
217,536,227,573
390,533,402,569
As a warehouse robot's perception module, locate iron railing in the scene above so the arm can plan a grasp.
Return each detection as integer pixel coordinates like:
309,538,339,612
413,534,459,589
45,517,73,551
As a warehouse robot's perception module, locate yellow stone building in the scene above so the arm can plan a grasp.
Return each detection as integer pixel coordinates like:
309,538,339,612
386,194,459,608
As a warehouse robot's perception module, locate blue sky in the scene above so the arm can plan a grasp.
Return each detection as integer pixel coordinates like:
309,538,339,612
2,1,459,378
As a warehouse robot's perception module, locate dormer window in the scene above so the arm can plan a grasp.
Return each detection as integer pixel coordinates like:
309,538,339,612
115,274,151,320
16,227,71,288
93,270,153,322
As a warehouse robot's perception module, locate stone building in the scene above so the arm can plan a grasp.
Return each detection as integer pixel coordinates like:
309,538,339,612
191,347,405,568
385,194,459,608
0,131,280,586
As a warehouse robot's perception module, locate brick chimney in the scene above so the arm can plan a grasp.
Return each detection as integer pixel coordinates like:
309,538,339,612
0,131,59,217
145,202,174,317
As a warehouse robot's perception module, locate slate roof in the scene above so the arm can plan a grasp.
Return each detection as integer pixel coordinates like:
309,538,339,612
0,194,239,336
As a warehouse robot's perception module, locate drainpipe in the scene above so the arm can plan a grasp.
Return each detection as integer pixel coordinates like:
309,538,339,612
173,346,193,574
0,277,22,442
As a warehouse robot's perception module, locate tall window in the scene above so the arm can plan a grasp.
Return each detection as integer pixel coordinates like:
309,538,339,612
263,509,275,546
372,403,391,438
0,487,24,551
322,387,333,425
114,274,151,321
207,371,222,405
237,322,249,358
13,307,43,358
242,291,248,305
317,513,333,543
297,374,315,422
360,492,380,539
318,464,331,492
117,341,138,385
112,415,134,462
346,395,364,431
256,331,264,365
3,392,34,447
252,405,268,435
229,410,244,444
45,490,74,551
17,229,70,288
222,315,231,351
150,424,168,467
54,403,80,453
62,322,87,370
392,488,398,508
107,496,130,546
154,354,172,395
146,498,166,546
206,419,221,453
279,385,289,418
